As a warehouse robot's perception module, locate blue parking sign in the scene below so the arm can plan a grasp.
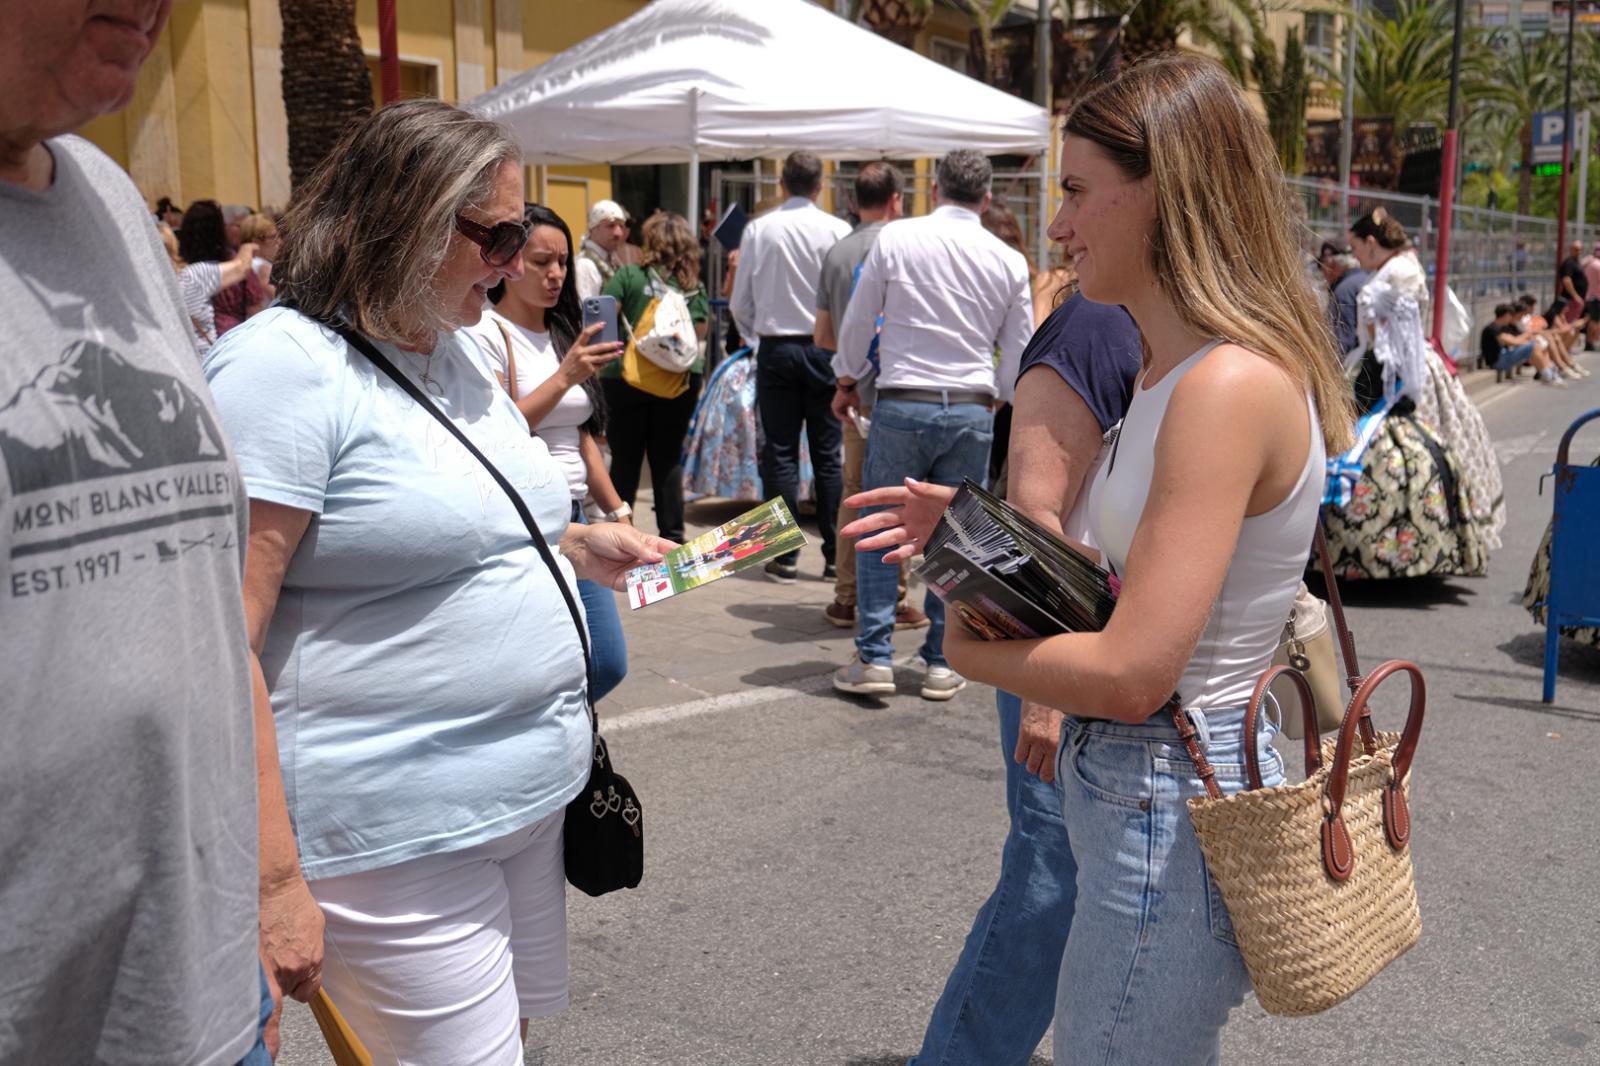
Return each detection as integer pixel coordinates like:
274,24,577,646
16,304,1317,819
1532,111,1568,165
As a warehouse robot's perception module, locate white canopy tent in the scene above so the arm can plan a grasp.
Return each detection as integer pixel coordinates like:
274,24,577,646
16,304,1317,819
467,0,1053,252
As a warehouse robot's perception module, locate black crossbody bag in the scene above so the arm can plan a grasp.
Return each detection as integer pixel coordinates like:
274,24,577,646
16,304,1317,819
335,324,643,897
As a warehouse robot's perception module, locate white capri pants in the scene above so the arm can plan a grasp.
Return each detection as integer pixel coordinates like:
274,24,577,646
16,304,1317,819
311,811,568,1066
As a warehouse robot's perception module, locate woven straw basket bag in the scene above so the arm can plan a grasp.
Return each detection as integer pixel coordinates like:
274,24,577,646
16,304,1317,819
1166,526,1425,1016
1181,660,1424,1015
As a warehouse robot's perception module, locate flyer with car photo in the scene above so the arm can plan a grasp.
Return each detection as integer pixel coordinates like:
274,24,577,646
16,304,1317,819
624,497,808,609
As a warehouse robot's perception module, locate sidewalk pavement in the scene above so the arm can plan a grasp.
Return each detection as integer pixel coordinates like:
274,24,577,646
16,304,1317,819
602,348,1593,717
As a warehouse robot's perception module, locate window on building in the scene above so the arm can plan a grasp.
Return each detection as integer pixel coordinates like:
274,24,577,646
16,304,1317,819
1304,12,1337,62
1473,2,1511,26
364,55,441,111
928,37,968,73
1523,0,1553,34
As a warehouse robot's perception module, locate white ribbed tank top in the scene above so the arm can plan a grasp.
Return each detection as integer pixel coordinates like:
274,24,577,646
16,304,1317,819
1087,341,1326,710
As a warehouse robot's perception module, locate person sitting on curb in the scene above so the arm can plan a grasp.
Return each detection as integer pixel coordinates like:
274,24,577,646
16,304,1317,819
1540,296,1594,377
1480,302,1561,385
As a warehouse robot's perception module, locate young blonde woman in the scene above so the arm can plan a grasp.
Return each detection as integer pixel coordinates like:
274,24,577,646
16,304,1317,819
850,55,1353,1061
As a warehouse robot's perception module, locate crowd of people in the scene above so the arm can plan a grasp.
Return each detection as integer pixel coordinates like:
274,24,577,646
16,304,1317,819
4,4,1590,1066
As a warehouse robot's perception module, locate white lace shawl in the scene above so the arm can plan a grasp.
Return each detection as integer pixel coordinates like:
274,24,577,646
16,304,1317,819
1356,275,1429,405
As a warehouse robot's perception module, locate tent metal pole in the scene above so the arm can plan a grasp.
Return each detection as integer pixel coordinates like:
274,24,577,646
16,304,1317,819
1037,149,1050,270
687,88,702,231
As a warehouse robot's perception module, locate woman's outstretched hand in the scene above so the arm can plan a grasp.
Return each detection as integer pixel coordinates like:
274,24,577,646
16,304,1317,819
562,521,676,589
838,478,956,564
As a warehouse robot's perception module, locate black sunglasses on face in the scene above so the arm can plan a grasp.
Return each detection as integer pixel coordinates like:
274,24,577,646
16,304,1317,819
455,215,529,268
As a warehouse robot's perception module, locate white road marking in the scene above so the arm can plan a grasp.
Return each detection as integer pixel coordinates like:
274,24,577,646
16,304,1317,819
606,672,837,732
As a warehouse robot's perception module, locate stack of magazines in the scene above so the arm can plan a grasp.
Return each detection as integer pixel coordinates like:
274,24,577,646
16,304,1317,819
916,481,1119,641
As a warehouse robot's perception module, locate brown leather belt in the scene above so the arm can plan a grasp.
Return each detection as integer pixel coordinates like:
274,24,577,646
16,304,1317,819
875,387,994,406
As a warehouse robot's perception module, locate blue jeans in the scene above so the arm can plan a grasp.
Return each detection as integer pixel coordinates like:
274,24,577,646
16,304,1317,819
573,503,628,701
911,690,1073,1066
1051,706,1284,1065
233,963,275,1065
1494,341,1536,372
756,337,844,565
855,396,992,667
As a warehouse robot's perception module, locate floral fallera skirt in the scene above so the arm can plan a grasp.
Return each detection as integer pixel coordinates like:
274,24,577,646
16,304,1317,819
1522,457,1600,650
681,348,813,502
1414,349,1506,551
1323,412,1487,580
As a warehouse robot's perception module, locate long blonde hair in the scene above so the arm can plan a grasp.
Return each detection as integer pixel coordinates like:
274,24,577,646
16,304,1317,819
1064,55,1354,452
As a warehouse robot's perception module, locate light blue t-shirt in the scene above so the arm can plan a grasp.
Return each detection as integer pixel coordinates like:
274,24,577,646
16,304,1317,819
204,307,591,880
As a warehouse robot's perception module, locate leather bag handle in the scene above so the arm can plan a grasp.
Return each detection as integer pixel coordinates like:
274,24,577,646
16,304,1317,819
1319,659,1425,881
1243,665,1323,790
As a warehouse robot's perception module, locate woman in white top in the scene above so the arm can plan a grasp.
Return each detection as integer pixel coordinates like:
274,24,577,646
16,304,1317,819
854,55,1353,1062
1321,207,1498,578
467,203,633,700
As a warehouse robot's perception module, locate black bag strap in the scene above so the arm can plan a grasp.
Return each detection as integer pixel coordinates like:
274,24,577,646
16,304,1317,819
333,325,597,728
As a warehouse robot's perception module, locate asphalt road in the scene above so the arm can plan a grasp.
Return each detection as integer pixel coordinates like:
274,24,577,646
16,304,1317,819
276,362,1600,1066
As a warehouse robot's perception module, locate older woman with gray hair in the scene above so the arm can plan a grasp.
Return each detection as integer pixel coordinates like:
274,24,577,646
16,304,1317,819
203,99,670,1064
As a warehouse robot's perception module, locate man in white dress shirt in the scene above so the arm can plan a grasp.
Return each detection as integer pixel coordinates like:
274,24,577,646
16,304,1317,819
575,199,628,299
731,151,852,582
830,150,1033,700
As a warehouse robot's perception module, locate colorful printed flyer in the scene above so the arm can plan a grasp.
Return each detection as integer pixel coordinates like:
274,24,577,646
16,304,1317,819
624,497,808,609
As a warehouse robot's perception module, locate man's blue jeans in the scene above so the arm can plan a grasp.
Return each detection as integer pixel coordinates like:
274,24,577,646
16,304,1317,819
233,963,275,1065
855,396,991,667
1494,341,1536,372
910,690,1072,1065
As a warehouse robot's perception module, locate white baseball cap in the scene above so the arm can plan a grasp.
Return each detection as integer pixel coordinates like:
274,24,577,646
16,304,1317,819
588,200,627,228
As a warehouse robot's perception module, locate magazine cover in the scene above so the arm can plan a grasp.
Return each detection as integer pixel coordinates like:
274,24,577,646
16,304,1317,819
625,497,808,609
915,481,1119,640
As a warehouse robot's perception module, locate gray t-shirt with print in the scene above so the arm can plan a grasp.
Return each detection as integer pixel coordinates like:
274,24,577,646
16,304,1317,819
0,136,259,1065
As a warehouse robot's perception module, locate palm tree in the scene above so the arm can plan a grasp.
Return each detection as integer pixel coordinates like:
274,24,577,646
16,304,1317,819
1091,0,1265,67
1249,27,1312,175
1347,0,1491,134
851,0,934,48
958,0,1019,85
1474,28,1600,214
280,0,373,193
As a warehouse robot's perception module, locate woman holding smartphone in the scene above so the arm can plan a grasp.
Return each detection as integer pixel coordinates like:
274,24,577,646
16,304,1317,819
849,55,1353,1061
601,210,710,545
468,203,633,701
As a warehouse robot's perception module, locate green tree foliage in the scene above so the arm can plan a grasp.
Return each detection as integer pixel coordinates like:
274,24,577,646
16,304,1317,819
1468,28,1600,215
1347,0,1492,132
1251,27,1311,175
1091,0,1265,67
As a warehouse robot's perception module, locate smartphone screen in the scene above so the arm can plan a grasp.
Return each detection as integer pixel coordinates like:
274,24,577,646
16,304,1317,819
582,295,620,346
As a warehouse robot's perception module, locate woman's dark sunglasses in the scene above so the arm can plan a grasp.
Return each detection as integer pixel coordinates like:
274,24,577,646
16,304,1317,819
455,215,529,268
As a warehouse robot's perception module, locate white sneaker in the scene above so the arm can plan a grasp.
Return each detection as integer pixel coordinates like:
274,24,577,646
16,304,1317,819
1540,372,1569,388
832,653,896,696
920,664,968,701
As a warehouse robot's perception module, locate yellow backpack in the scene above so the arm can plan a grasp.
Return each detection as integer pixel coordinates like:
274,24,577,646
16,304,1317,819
620,296,690,399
